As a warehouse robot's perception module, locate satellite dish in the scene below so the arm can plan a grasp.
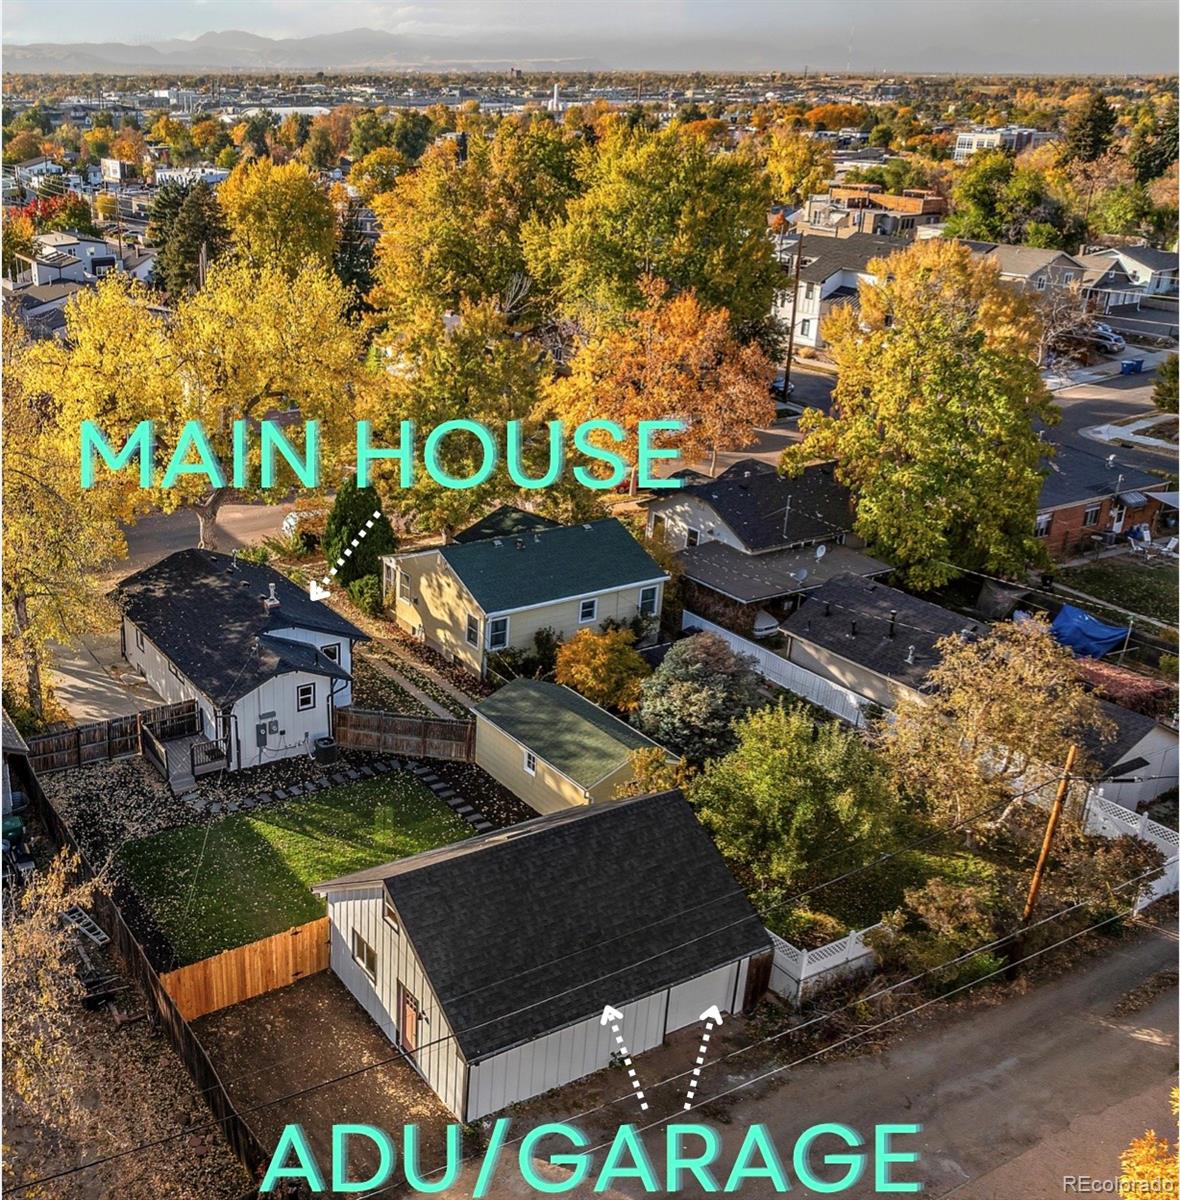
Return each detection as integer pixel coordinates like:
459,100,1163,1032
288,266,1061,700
815,544,827,560
795,568,809,583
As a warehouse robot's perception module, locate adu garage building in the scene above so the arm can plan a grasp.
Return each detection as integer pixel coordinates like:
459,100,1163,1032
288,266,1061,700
314,791,772,1121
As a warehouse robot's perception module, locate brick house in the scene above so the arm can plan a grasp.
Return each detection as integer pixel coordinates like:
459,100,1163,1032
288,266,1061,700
1037,445,1165,558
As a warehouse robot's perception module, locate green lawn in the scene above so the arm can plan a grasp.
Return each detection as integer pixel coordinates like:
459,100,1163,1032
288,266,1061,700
1058,559,1178,627
120,775,472,965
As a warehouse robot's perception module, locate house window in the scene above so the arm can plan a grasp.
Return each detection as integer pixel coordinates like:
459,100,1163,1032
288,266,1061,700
1082,505,1101,528
1034,512,1053,538
524,749,537,776
488,616,509,650
382,895,399,934
799,319,812,337
685,528,701,548
296,682,316,711
321,642,340,663
351,929,377,979
1036,276,1047,291
639,586,658,617
398,570,411,600
134,627,145,651
804,282,815,300
466,614,479,646
168,662,182,680
579,598,598,624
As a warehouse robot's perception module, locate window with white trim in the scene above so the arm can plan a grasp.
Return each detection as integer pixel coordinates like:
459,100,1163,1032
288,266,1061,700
466,614,479,646
135,627,145,651
1082,505,1101,528
321,642,340,663
488,616,509,650
1034,512,1052,538
296,682,316,710
799,319,811,337
351,929,377,979
639,585,658,617
579,597,598,623
685,528,701,548
383,895,400,933
524,749,537,776
398,570,411,600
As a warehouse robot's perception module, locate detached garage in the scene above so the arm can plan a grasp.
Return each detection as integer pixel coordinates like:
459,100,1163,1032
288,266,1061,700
313,790,772,1121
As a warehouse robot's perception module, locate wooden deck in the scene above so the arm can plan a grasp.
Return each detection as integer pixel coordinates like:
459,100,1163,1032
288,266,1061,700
162,734,227,794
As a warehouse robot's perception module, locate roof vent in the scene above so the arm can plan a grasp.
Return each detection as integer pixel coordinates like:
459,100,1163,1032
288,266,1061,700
228,549,239,572
888,609,897,639
262,582,281,611
582,523,593,530
515,538,525,551
1105,454,1116,469
493,538,502,546
905,644,916,665
849,620,857,638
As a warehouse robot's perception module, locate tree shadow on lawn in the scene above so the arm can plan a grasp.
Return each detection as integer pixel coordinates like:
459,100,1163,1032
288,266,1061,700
119,776,470,965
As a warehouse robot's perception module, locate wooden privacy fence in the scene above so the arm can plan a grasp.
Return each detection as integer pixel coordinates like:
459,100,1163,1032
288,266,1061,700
25,699,200,774
335,706,475,761
160,918,331,1021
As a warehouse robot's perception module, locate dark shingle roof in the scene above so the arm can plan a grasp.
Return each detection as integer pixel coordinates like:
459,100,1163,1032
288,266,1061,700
473,680,667,787
111,549,366,705
1082,700,1162,775
780,573,982,691
316,791,770,1062
438,518,665,615
452,505,560,544
797,233,907,283
679,540,890,604
1039,445,1163,511
1114,245,1178,274
675,460,854,552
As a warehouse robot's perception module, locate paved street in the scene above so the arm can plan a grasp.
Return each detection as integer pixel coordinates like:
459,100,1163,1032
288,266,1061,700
117,501,291,575
1050,370,1175,475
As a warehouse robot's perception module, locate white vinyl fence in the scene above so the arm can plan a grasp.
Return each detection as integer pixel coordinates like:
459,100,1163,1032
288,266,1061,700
1084,788,1179,909
767,924,882,1004
681,611,872,726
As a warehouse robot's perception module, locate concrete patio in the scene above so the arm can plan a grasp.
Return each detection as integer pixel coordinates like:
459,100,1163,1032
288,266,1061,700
48,633,165,722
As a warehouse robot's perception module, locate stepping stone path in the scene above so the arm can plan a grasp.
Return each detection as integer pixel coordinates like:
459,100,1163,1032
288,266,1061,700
198,755,499,835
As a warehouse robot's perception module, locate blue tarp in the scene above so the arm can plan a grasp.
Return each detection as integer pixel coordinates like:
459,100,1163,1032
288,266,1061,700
1050,604,1128,658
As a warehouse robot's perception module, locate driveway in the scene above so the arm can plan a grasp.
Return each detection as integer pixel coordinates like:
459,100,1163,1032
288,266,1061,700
48,632,164,722
117,502,292,576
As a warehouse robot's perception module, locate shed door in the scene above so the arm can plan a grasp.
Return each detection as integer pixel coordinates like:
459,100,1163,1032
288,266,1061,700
399,984,420,1055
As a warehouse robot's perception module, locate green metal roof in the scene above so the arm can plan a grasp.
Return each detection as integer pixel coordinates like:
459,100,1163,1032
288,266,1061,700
438,518,665,615
473,679,667,789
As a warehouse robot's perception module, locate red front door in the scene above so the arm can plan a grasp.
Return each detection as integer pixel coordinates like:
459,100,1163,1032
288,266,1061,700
399,985,420,1055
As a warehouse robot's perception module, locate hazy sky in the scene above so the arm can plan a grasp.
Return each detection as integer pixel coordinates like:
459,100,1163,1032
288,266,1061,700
3,0,1178,73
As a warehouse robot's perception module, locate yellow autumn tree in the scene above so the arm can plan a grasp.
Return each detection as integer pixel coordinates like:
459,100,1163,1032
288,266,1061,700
1120,1089,1179,1197
764,126,834,206
550,278,774,487
19,262,364,549
555,628,651,712
219,158,337,277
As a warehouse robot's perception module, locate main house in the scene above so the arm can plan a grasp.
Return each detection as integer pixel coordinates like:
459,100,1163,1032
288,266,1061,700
381,515,667,677
313,790,772,1121
471,679,676,814
644,459,889,636
112,549,366,784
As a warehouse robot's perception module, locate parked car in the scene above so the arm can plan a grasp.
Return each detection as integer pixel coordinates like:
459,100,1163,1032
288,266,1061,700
769,375,796,400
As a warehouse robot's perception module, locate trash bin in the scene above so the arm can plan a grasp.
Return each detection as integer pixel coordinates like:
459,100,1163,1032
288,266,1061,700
1132,359,1145,374
313,735,338,765
1120,360,1135,375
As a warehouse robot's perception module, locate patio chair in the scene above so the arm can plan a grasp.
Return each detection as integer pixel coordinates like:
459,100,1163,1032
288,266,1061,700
1128,538,1150,557
1151,536,1179,559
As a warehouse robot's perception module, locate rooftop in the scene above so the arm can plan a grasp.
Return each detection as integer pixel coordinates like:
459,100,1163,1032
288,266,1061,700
452,504,560,545
779,572,983,692
1039,445,1164,511
436,518,665,616
315,791,770,1062
472,679,668,788
111,549,367,705
796,233,909,283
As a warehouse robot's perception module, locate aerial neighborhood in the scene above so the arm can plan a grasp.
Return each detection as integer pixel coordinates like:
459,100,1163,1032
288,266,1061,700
2,12,1178,1200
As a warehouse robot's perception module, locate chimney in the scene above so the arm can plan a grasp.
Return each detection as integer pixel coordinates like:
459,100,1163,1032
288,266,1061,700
888,609,896,638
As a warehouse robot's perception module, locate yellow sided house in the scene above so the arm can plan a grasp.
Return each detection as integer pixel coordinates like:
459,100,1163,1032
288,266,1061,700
381,513,667,677
471,679,677,814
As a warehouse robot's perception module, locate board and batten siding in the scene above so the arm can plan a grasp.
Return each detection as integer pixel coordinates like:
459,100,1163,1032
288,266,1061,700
646,495,744,552
465,956,748,1121
783,635,905,710
229,670,344,770
321,885,468,1119
122,617,220,738
267,626,356,707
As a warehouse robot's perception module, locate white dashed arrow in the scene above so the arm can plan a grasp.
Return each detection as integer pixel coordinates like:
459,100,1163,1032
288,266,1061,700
683,1005,723,1110
309,509,383,603
601,1004,648,1112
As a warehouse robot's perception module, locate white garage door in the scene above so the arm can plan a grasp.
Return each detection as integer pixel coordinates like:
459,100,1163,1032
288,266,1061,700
664,961,739,1034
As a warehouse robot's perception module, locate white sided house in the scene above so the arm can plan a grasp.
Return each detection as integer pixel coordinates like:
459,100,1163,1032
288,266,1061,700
382,512,667,677
112,549,367,787
313,791,773,1122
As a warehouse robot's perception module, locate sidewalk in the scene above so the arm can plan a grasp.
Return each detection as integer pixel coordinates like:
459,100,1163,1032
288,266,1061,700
1044,348,1172,392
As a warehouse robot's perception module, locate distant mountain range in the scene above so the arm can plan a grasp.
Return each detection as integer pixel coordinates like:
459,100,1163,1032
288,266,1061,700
2,28,601,74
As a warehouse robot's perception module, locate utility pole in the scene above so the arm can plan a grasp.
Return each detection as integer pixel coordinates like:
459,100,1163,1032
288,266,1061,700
1021,743,1080,925
782,229,804,395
